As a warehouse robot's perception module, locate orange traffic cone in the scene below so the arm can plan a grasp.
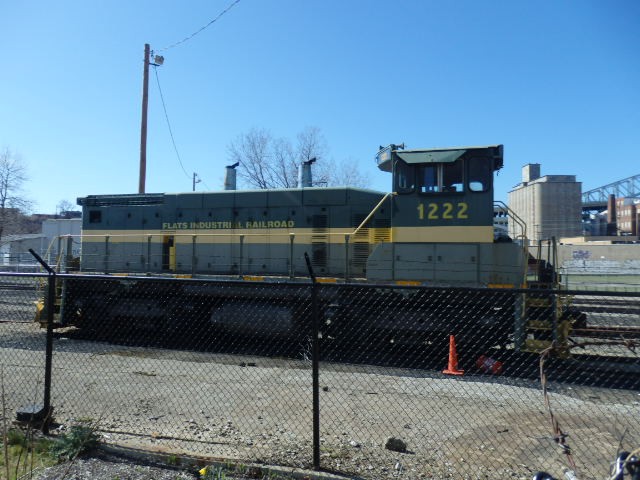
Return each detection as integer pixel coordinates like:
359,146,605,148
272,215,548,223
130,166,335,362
442,335,464,376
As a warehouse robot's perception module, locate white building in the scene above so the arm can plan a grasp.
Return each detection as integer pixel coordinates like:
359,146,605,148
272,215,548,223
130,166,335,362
41,218,82,261
0,218,81,271
508,164,582,243
493,206,509,239
0,234,45,270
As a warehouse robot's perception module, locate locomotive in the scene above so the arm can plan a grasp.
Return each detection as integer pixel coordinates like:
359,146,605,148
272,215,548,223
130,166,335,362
60,144,529,348
76,143,525,285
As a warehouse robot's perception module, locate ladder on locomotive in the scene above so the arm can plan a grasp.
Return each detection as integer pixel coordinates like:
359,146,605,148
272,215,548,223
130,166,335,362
522,238,583,357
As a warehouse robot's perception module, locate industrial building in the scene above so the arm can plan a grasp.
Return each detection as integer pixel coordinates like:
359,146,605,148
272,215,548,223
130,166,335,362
580,195,640,238
508,164,582,243
614,196,640,236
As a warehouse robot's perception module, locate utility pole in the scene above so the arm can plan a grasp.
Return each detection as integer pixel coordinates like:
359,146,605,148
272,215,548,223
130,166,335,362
138,44,164,194
193,172,201,191
139,43,150,194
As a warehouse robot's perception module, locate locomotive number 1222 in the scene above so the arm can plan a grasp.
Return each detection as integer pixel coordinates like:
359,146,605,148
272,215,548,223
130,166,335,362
417,202,469,221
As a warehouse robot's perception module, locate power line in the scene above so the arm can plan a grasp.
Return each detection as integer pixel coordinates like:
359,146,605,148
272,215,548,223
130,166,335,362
153,67,213,191
153,66,190,181
148,1,242,191
156,0,241,53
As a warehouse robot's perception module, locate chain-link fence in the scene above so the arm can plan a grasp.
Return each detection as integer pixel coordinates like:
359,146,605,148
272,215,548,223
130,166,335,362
1,272,638,479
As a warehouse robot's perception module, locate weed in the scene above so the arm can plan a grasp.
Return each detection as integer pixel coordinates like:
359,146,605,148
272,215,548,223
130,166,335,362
5,429,27,449
49,425,100,462
199,463,293,480
201,464,229,479
1,428,56,480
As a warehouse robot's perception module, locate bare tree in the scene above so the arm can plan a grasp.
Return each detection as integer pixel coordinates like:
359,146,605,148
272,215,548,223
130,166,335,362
228,126,369,189
0,148,30,244
227,128,273,189
323,157,370,189
271,137,297,188
56,199,78,217
295,126,329,186
295,128,369,188
295,126,328,163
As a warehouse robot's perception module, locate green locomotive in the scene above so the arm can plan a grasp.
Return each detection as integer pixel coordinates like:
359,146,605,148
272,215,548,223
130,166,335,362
61,144,527,349
77,144,525,287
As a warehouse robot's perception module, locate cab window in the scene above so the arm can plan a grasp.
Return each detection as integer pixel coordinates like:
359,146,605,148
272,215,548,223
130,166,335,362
442,161,463,192
467,157,491,192
89,211,102,223
394,160,415,193
418,164,439,193
417,160,463,194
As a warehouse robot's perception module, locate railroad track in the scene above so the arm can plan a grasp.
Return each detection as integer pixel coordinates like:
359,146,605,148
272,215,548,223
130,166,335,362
572,296,639,339
571,325,640,339
0,282,41,291
573,298,640,306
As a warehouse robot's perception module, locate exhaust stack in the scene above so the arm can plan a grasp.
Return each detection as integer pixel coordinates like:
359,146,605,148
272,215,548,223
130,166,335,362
298,157,316,188
224,162,239,191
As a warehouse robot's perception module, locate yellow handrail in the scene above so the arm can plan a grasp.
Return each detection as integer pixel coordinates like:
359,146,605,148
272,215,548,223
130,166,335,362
351,192,396,237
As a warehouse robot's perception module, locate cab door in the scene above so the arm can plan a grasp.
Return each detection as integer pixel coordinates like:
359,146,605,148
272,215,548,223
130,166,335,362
162,235,176,272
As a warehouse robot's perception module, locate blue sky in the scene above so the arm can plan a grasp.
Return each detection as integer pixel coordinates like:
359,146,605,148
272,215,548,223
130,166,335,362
2,0,639,214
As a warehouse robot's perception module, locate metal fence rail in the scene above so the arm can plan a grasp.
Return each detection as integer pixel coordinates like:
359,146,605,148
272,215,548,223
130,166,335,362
0,272,638,479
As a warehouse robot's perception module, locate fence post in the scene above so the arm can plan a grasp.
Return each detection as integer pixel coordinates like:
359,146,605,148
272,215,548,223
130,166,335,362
28,249,55,433
304,252,321,471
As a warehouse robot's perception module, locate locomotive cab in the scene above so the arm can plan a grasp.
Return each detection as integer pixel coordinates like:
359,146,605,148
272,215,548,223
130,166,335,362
368,144,525,286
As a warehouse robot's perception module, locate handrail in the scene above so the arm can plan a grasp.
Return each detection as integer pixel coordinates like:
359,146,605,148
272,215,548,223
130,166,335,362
494,200,529,285
494,200,527,243
351,192,396,237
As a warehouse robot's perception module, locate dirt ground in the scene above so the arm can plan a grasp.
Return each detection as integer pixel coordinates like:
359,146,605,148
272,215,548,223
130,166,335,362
32,450,327,480
2,321,639,480
34,453,199,480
